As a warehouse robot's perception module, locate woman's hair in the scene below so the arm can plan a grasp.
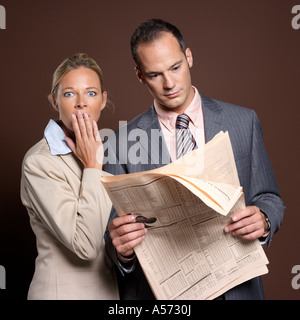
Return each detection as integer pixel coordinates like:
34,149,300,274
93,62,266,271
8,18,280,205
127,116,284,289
130,18,186,68
48,53,105,104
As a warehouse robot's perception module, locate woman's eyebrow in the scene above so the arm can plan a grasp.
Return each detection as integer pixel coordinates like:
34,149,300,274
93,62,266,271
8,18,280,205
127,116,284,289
86,87,100,90
62,87,74,90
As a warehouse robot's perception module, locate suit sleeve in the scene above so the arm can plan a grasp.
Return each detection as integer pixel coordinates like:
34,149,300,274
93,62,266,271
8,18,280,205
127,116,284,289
103,135,135,272
21,153,112,260
247,111,285,246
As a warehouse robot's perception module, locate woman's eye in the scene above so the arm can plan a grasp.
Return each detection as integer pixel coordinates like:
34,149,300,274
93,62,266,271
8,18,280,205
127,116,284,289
88,91,96,97
64,92,74,97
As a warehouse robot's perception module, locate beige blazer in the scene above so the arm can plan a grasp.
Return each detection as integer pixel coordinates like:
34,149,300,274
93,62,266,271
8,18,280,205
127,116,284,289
20,137,119,300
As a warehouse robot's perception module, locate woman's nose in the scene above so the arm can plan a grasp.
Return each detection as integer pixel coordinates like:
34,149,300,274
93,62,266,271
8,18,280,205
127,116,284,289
75,96,87,109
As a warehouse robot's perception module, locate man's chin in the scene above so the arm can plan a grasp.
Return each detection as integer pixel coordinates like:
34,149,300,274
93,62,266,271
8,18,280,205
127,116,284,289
159,103,187,114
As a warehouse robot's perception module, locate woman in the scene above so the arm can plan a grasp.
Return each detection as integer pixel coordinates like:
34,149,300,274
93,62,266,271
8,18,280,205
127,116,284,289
20,53,119,300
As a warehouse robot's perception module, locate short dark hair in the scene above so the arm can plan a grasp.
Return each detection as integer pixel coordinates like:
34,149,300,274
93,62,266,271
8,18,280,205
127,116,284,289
130,18,186,67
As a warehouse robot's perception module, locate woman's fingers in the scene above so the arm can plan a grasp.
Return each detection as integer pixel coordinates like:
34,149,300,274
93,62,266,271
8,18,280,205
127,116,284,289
68,111,103,169
93,120,101,141
83,112,93,139
71,113,81,140
76,111,88,140
72,111,97,141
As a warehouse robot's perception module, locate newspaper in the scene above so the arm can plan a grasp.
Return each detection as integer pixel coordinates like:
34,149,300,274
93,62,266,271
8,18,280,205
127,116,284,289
101,131,269,300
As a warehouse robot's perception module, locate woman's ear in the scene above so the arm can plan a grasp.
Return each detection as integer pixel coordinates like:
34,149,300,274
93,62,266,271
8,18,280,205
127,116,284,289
50,94,59,112
100,91,107,111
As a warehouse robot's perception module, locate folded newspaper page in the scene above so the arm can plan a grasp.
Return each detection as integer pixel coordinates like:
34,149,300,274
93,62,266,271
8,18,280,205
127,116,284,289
101,131,269,300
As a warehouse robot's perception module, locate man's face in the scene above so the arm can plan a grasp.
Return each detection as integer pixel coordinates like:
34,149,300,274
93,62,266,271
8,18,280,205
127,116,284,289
135,32,194,114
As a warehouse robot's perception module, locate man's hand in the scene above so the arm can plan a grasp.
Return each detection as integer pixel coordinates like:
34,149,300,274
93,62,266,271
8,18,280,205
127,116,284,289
108,215,147,263
224,206,269,240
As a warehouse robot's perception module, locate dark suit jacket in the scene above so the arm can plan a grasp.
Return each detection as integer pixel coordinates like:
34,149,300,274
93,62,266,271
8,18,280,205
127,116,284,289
104,94,285,300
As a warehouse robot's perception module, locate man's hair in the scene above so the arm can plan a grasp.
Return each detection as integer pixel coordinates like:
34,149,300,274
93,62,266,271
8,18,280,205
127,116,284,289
130,18,186,67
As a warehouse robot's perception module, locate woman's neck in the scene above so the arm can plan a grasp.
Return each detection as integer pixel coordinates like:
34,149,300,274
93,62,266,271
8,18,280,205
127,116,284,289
57,120,76,142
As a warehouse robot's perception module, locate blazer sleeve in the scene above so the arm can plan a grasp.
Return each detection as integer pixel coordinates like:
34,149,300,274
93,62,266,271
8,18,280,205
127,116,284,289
247,110,285,246
21,152,112,260
103,136,136,272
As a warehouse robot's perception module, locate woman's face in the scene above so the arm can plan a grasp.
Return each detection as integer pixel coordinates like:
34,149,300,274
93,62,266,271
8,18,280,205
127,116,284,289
53,66,107,132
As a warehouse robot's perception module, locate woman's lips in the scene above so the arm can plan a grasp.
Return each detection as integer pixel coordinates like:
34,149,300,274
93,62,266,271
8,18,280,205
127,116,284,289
73,112,90,118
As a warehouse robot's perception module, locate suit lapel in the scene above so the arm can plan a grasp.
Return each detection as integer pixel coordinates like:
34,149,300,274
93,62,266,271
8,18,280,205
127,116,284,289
134,95,224,168
200,94,224,143
136,105,171,168
59,153,83,179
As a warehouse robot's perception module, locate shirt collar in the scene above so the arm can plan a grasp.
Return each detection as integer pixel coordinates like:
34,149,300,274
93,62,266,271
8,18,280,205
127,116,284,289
44,119,72,156
154,86,202,132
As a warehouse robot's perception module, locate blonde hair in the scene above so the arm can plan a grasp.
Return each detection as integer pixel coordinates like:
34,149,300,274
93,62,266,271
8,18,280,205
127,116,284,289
48,53,105,104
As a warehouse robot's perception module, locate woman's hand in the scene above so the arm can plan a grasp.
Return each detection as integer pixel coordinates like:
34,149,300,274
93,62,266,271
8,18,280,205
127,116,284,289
64,111,104,170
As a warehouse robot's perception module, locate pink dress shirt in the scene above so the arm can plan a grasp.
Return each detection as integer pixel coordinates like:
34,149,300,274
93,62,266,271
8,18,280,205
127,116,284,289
154,86,205,162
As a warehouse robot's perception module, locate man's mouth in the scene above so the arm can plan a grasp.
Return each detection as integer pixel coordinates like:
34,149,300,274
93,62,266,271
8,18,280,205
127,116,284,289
165,91,180,99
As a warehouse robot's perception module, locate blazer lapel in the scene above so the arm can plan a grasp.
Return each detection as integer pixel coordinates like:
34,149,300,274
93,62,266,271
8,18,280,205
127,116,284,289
134,96,224,168
59,153,83,179
201,94,224,143
137,105,171,168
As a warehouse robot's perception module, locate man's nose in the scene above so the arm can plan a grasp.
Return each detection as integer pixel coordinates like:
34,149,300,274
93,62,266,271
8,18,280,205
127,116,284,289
163,73,175,90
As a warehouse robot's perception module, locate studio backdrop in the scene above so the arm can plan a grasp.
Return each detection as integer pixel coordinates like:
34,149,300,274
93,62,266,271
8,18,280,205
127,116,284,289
0,0,299,300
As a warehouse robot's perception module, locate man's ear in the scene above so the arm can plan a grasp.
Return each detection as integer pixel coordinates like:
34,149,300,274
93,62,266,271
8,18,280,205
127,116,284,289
185,48,193,69
50,94,59,112
135,66,145,84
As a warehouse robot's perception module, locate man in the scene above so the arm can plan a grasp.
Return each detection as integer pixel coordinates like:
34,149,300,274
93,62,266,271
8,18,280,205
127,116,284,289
104,19,285,299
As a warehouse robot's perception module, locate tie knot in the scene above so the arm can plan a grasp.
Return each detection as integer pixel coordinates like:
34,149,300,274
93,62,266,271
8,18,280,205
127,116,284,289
176,113,190,129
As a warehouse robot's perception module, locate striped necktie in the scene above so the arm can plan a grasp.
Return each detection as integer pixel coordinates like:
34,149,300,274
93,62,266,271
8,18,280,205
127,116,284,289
176,113,197,159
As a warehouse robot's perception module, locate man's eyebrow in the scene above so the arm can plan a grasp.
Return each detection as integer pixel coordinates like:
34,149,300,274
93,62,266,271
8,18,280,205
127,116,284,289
169,59,183,69
144,60,183,76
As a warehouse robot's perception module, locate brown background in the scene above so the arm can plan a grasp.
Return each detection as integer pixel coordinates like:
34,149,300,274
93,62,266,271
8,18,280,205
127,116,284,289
0,0,299,300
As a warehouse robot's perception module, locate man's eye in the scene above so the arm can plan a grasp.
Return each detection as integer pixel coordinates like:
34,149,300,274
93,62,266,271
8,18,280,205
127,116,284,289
88,91,96,97
173,65,180,71
149,74,158,79
64,92,74,97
